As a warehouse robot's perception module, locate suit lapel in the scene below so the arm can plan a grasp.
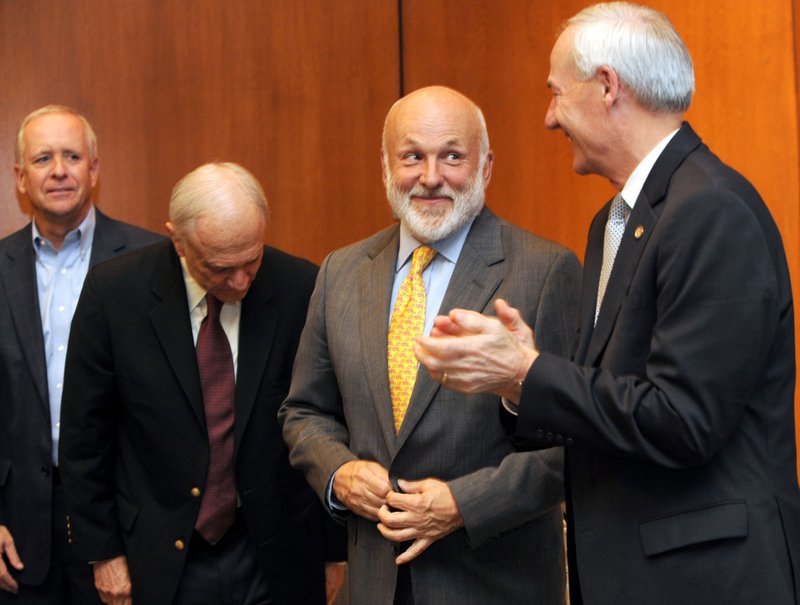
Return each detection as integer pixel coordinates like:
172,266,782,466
148,246,206,427
234,255,277,456
574,210,606,364
89,210,129,266
396,209,506,447
586,198,657,363
585,123,703,365
1,229,49,408
358,227,401,457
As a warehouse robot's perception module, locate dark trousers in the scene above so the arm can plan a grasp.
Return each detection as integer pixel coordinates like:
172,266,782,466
0,474,101,605
393,563,414,605
171,514,272,605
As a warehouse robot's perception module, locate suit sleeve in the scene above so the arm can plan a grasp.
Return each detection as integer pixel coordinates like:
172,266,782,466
518,187,780,468
58,270,124,561
279,254,357,503
447,247,582,546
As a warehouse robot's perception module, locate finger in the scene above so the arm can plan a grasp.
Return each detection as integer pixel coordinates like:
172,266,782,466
2,542,23,571
396,478,426,494
431,315,468,337
377,522,418,543
448,308,497,334
395,537,434,565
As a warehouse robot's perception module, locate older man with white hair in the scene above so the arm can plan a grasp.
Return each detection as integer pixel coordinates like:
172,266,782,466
416,4,800,604
59,163,345,605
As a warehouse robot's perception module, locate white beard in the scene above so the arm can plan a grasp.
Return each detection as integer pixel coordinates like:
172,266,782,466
385,167,485,243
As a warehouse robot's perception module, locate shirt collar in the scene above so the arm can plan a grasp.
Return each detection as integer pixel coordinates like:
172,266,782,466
32,205,96,256
619,128,679,211
179,256,208,313
395,217,475,272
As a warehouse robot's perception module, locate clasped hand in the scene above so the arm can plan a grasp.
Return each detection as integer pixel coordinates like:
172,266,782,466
414,299,538,401
333,462,463,564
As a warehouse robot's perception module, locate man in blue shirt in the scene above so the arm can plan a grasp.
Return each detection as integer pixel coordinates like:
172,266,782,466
0,105,162,604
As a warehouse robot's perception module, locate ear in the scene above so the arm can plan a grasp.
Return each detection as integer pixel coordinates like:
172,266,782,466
165,221,184,256
380,152,388,186
13,164,26,196
89,156,100,188
482,150,494,188
597,65,622,109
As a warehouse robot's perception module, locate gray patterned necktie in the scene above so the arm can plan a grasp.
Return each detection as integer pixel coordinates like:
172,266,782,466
595,194,628,324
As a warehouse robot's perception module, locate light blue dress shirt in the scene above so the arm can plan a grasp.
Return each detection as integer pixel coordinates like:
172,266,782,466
390,219,473,335
34,206,96,466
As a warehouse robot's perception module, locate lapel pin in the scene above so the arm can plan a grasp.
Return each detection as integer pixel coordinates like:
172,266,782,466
634,225,645,239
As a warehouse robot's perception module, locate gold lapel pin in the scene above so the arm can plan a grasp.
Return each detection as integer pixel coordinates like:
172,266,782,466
634,225,645,239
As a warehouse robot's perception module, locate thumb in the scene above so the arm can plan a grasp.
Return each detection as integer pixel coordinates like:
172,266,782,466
495,299,524,328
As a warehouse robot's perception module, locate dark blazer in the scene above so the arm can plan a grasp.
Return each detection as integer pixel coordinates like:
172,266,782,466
516,124,800,604
280,208,582,605
59,241,344,605
0,209,162,586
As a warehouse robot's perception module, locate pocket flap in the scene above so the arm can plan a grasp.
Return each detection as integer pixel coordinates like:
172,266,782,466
639,501,747,556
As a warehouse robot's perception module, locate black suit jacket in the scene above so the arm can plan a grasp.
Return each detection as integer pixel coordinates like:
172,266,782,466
516,124,800,604
0,209,162,586
59,241,343,605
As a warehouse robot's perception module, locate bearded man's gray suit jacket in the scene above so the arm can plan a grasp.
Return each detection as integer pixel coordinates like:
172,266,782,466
280,207,582,605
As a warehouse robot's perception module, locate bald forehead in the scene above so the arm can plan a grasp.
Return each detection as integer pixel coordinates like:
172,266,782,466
385,87,482,150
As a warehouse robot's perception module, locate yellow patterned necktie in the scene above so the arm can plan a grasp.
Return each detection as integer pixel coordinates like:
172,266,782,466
388,246,437,432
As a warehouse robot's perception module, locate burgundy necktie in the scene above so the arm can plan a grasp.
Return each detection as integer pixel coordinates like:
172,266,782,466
194,294,236,543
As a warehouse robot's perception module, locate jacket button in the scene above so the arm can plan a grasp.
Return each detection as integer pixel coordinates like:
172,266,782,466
190,487,201,497
174,539,185,551
566,438,575,446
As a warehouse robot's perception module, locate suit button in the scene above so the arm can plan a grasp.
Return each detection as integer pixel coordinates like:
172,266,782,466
535,429,544,439
566,438,575,446
190,487,201,497
174,539,185,551
555,435,564,444
546,432,554,442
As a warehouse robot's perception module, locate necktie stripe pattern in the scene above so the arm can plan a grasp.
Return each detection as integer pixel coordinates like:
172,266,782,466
388,246,437,433
595,193,627,324
194,294,237,543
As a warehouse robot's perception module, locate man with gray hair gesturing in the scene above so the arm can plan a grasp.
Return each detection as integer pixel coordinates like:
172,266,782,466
415,4,800,604
59,163,345,605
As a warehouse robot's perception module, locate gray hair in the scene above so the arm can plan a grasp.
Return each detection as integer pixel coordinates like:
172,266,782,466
169,162,270,235
380,88,491,165
566,2,694,113
16,105,98,163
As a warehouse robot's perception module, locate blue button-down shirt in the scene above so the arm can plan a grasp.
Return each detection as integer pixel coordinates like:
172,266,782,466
33,206,96,465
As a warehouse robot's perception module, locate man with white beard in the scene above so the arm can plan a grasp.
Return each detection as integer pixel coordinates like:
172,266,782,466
279,86,582,605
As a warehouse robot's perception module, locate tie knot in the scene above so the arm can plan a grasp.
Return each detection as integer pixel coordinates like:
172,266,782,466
205,294,223,321
410,246,437,276
610,194,627,224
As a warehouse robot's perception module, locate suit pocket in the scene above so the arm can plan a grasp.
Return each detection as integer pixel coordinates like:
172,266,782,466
639,500,747,556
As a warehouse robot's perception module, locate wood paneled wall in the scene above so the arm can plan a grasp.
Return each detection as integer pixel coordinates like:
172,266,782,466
2,0,799,476
0,0,399,260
